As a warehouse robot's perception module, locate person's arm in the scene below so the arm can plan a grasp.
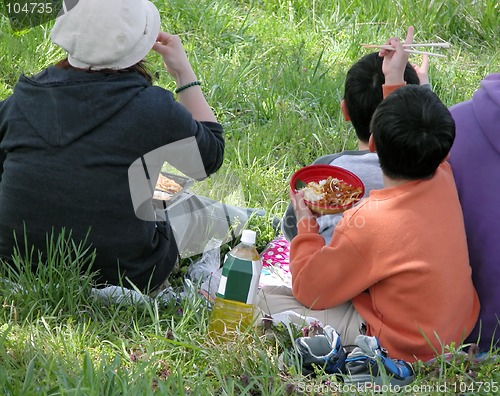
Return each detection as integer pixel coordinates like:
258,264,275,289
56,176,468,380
288,190,373,308
282,153,346,241
380,26,413,98
150,32,223,178
153,32,217,123
144,91,225,179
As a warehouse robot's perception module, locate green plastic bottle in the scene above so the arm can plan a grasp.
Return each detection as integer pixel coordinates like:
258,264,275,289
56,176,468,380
209,230,262,340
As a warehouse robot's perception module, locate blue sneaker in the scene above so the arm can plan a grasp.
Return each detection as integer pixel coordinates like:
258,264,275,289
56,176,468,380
282,325,347,375
343,335,414,387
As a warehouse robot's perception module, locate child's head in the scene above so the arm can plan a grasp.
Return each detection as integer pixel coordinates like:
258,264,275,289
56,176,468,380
342,52,420,144
370,85,455,180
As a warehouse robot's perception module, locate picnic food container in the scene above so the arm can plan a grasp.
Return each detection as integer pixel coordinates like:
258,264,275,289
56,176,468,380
290,165,365,214
153,172,194,208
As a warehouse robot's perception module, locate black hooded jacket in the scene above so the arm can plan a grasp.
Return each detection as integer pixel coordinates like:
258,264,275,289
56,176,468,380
0,66,224,291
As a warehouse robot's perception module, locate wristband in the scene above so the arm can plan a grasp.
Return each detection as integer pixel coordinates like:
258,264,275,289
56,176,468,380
175,81,201,94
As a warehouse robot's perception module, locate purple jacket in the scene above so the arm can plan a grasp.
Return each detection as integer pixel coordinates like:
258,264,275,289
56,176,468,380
449,73,500,352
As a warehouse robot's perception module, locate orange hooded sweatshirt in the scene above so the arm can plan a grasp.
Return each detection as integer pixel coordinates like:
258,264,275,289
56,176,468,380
290,162,479,362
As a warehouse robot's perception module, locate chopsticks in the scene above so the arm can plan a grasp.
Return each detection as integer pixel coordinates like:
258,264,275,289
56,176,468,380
361,42,451,57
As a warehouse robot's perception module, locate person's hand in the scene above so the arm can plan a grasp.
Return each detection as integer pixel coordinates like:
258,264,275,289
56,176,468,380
152,32,195,84
380,26,414,85
413,54,429,85
289,189,316,223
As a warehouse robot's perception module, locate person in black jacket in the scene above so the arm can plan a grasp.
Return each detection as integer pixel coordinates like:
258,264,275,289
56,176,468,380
0,0,234,292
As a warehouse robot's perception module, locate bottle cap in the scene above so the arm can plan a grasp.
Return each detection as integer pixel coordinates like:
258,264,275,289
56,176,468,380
240,229,256,245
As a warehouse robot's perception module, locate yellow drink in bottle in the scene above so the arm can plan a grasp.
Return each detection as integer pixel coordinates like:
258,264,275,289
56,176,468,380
209,230,262,340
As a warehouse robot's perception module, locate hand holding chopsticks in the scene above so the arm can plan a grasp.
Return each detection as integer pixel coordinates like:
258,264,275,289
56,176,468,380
381,26,416,85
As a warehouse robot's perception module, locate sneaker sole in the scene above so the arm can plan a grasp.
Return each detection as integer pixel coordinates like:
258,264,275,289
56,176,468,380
343,373,414,387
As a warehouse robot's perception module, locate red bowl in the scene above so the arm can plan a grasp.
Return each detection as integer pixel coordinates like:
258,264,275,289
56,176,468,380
290,165,365,214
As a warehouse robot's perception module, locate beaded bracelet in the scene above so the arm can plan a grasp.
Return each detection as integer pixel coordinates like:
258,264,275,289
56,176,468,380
175,81,201,94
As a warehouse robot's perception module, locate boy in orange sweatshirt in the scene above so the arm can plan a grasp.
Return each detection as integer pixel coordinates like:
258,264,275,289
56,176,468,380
258,30,479,362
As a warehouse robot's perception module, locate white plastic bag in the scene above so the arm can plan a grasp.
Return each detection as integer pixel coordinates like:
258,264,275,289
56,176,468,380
187,238,223,300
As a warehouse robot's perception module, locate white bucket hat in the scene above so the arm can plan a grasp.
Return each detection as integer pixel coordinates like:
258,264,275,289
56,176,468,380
50,0,161,70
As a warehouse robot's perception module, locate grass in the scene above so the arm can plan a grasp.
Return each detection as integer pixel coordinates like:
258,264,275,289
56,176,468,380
1,0,499,394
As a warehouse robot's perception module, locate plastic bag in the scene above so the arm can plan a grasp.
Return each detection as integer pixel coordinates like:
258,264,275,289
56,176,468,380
187,238,223,300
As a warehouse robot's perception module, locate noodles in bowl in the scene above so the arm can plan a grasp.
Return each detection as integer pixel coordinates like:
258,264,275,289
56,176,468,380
302,176,363,209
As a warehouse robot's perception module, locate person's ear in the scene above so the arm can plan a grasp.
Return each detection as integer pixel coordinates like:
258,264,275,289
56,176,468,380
368,134,376,152
441,153,450,163
340,99,350,121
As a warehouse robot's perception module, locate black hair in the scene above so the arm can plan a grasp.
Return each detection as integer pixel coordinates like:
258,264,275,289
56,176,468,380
343,52,420,143
55,58,153,84
370,85,455,180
